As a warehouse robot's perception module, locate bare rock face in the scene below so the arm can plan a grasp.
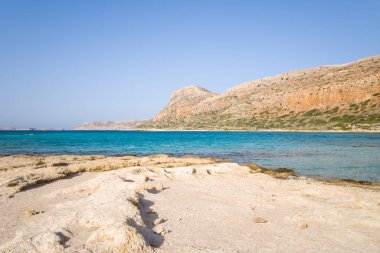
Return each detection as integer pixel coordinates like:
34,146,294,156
0,154,219,197
140,56,380,131
0,160,250,252
1,156,379,252
150,85,217,124
0,169,154,253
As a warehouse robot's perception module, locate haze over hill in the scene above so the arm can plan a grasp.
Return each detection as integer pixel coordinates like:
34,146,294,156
139,55,380,131
74,120,144,130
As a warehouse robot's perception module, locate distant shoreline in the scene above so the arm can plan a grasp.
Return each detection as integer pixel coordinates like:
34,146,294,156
133,128,380,133
1,128,380,133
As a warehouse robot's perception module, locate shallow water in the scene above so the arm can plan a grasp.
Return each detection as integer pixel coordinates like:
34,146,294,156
0,130,379,182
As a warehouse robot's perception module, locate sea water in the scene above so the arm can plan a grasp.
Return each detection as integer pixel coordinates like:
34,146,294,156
0,130,379,182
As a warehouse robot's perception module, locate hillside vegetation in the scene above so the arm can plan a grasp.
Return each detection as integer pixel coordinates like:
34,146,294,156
140,56,380,131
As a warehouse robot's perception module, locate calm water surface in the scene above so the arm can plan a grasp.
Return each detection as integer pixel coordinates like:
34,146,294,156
0,131,379,182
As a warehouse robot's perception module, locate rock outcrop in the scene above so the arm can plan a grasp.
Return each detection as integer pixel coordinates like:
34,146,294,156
0,154,219,197
1,155,379,252
140,55,380,131
151,85,216,123
0,159,249,252
0,169,154,253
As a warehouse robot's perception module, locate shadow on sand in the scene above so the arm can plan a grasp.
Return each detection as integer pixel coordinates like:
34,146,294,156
127,192,164,248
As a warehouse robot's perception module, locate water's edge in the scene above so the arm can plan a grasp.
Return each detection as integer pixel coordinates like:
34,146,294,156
2,153,379,187
1,131,379,182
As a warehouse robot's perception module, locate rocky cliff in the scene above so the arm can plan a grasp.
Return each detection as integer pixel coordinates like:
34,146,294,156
140,55,380,131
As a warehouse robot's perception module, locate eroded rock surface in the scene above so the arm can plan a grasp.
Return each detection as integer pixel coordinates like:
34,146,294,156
0,159,250,252
0,168,156,252
0,156,379,253
140,55,380,131
0,154,219,197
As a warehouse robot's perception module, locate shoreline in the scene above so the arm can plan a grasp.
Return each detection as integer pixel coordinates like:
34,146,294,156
1,128,380,133
133,128,380,133
244,163,380,188
1,153,379,186
1,154,379,252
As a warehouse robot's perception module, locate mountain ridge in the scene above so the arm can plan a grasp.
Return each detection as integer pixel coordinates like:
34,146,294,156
139,55,380,131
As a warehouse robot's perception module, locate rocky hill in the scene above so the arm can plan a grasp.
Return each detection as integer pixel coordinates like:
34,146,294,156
139,55,380,131
0,127,63,131
74,120,145,130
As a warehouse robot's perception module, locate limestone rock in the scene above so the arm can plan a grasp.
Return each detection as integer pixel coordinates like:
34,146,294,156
197,163,251,175
144,182,163,191
153,218,166,226
253,217,268,223
24,210,40,217
0,169,154,252
0,154,217,196
140,55,380,131
152,224,171,235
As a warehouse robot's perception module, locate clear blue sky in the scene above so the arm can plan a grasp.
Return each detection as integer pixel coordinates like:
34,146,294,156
1,0,379,129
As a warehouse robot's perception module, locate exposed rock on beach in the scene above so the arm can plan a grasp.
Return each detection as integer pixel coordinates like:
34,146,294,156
0,155,379,252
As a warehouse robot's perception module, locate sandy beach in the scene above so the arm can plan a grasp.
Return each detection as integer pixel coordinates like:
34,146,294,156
2,0,379,252
0,154,379,252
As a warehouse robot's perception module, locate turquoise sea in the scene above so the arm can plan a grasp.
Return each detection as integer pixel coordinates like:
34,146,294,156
0,130,379,182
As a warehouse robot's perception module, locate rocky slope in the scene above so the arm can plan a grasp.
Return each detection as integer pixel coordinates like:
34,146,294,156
140,55,380,131
74,120,145,130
